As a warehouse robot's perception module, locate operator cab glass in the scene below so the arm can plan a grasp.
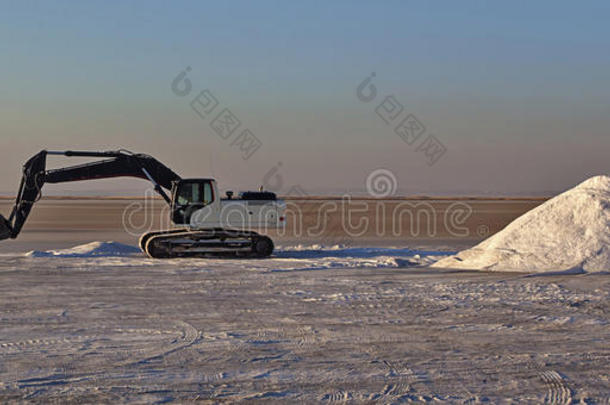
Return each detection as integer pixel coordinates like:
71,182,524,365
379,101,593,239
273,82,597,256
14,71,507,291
172,180,214,224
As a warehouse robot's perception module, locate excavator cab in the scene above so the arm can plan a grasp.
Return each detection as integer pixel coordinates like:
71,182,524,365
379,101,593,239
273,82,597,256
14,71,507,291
171,179,216,225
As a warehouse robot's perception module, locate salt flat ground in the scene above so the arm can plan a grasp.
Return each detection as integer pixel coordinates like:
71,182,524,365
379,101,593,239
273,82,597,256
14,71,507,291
1,252,608,403
0,199,608,403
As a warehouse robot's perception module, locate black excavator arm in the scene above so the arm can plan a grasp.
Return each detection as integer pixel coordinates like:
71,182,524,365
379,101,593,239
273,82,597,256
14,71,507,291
0,150,181,240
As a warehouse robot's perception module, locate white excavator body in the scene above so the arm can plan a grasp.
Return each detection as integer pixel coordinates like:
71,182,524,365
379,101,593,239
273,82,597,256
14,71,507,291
191,199,286,230
171,179,286,231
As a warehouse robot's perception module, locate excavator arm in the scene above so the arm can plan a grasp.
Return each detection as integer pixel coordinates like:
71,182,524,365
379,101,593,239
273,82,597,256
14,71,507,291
0,150,181,240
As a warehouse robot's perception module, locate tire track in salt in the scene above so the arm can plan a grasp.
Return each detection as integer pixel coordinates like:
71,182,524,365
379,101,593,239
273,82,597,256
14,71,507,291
121,320,200,366
321,390,351,402
369,359,437,402
539,370,572,405
527,360,572,405
0,335,96,352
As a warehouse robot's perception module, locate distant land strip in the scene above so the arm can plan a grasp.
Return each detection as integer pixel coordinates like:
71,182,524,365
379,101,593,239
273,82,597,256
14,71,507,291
0,195,551,202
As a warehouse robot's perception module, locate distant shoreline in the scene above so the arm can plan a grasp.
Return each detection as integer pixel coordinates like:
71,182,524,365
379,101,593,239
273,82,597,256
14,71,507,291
0,195,551,202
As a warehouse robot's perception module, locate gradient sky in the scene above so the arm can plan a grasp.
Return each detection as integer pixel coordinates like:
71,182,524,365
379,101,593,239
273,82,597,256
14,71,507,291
1,1,609,196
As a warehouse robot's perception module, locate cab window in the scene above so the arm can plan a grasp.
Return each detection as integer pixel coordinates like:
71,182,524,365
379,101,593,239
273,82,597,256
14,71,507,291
173,181,214,224
177,183,198,205
176,181,213,206
202,182,213,205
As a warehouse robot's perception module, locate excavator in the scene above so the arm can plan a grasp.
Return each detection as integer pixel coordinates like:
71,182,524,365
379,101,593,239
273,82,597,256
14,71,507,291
0,150,285,258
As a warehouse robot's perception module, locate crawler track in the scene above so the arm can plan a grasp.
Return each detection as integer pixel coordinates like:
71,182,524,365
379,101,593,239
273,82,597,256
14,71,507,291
143,228,274,259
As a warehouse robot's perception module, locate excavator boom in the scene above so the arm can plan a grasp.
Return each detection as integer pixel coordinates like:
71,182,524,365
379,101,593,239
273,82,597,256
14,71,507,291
0,150,181,240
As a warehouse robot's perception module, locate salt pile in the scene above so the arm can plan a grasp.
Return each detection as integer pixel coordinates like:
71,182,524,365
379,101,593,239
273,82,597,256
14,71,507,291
432,175,610,273
27,241,141,258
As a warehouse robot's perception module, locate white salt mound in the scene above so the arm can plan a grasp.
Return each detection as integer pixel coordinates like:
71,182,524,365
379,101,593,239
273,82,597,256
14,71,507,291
432,175,610,273
27,241,141,258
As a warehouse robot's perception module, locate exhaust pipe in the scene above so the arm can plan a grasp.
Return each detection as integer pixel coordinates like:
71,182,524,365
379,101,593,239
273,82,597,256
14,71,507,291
0,215,13,241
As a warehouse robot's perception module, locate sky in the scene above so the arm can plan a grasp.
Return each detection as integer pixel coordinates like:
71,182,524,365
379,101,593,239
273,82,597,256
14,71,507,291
1,0,609,196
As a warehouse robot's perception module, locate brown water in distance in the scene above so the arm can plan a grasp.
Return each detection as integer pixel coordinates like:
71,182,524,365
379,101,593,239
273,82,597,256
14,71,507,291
0,199,544,253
